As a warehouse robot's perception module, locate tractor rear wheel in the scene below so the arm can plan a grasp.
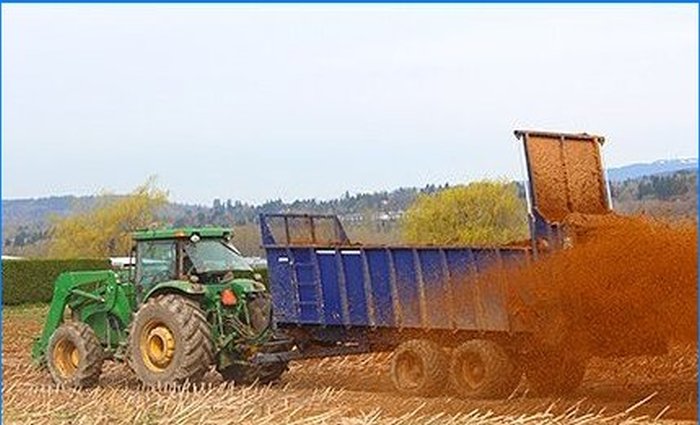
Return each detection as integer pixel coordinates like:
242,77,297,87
525,352,585,396
128,294,214,386
46,321,103,388
449,339,521,399
390,339,448,396
219,362,288,385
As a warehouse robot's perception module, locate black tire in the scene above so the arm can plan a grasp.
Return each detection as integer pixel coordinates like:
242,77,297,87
128,294,214,386
449,339,521,399
247,292,273,335
390,339,448,396
46,321,104,388
525,352,585,396
219,362,288,385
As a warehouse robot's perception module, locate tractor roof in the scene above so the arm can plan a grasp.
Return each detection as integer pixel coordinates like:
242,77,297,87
131,227,232,241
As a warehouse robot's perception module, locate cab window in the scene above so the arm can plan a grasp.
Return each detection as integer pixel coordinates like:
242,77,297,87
136,240,176,288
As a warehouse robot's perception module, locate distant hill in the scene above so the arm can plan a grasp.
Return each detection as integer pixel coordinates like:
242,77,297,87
606,158,697,181
1,195,119,229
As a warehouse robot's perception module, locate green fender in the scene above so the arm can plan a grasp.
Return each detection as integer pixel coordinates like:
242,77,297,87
141,280,207,302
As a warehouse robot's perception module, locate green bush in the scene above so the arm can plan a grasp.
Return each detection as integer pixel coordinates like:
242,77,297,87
2,259,110,305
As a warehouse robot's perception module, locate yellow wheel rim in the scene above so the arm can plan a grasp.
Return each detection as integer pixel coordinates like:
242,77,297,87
53,338,80,378
140,320,176,372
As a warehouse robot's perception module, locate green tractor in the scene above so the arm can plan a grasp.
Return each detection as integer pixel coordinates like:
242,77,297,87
32,228,290,388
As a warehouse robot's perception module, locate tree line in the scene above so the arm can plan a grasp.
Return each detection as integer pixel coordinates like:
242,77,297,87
3,170,696,257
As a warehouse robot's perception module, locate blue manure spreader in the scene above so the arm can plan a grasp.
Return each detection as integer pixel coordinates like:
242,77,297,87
257,130,613,398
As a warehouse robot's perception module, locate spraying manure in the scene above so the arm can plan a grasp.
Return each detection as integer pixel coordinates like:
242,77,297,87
502,130,696,359
505,213,697,360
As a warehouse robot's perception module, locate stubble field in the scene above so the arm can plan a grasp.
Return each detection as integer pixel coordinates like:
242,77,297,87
2,305,696,425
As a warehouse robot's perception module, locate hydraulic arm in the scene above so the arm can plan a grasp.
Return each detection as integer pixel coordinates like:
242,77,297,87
31,270,134,364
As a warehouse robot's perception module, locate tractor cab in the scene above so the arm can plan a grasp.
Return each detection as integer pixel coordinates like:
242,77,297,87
131,228,254,293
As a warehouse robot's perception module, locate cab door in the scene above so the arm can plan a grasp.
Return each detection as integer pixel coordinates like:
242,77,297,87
135,240,177,298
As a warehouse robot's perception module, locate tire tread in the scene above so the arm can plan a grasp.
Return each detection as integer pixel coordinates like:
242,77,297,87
390,339,448,396
449,339,521,399
127,294,213,386
46,321,104,388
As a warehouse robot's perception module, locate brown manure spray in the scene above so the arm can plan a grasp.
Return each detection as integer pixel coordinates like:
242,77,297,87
505,213,697,359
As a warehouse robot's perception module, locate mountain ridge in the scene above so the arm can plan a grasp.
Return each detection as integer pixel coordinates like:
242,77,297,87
606,158,697,181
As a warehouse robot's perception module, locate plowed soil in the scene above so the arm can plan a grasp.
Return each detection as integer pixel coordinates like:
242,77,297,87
2,305,696,424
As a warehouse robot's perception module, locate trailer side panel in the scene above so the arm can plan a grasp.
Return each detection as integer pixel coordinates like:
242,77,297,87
265,244,531,332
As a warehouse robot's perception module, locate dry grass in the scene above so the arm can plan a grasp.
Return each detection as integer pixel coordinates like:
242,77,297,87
2,305,697,425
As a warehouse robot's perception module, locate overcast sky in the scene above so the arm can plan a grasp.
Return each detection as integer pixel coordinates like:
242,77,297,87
2,5,697,205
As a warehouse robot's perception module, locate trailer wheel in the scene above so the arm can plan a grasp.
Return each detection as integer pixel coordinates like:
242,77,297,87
390,339,448,396
46,321,104,388
219,362,288,385
128,294,214,386
525,353,585,396
449,339,521,399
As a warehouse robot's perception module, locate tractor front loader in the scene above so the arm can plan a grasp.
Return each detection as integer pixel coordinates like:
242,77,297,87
32,228,292,388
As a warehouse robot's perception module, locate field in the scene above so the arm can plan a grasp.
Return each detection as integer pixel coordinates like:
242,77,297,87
2,305,696,425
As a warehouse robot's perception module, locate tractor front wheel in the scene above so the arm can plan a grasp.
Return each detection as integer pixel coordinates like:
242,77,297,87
128,294,214,386
46,321,104,388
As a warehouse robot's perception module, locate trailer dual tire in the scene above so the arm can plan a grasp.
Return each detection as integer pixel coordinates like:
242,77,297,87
449,339,521,399
390,339,448,397
128,294,214,386
46,321,104,388
525,352,585,396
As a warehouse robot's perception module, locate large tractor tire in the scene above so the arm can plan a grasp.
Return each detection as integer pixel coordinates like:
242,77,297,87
525,352,585,396
449,339,521,399
219,362,288,385
46,321,104,388
390,339,448,397
128,294,214,386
